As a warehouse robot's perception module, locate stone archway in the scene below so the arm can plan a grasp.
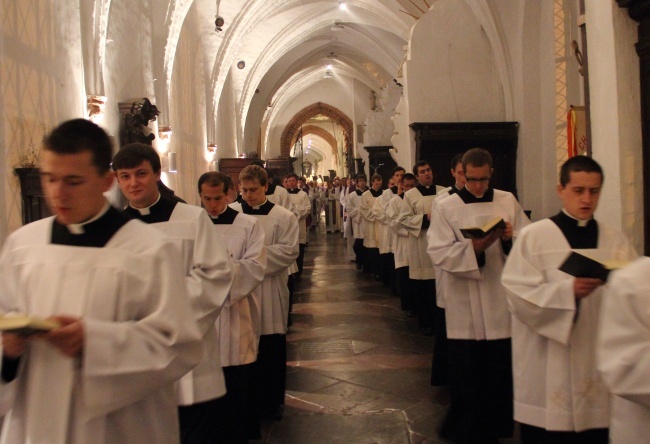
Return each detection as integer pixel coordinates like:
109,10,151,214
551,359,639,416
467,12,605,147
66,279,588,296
280,103,353,167
293,125,338,166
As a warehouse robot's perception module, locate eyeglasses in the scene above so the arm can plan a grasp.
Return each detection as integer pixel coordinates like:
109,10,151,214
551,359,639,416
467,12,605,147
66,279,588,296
465,176,490,183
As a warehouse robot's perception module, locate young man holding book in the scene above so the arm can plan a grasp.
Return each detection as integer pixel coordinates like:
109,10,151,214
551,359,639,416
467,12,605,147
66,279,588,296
428,148,530,442
502,156,637,442
0,119,202,443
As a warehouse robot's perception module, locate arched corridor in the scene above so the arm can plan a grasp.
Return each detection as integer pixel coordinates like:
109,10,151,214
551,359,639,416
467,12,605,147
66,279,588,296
260,225,517,443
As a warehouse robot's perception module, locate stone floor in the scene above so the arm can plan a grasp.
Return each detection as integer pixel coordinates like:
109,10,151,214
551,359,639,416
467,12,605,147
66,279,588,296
258,225,453,443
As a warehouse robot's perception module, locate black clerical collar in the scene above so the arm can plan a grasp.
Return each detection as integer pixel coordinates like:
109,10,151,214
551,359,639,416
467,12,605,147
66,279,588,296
355,189,365,196
550,210,598,249
124,194,178,223
241,199,275,215
287,188,301,194
52,205,129,247
390,186,398,194
369,188,382,197
210,206,239,225
399,192,405,199
416,184,437,196
266,183,277,195
458,186,494,203
449,184,463,195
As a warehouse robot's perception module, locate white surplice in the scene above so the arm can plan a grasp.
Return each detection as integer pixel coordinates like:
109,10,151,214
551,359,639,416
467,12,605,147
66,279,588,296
428,189,530,339
142,203,233,406
502,218,637,432
387,194,409,268
0,217,202,444
360,189,381,248
287,190,310,244
372,189,394,254
346,190,364,239
597,257,650,442
211,210,267,366
399,186,445,280
243,203,299,335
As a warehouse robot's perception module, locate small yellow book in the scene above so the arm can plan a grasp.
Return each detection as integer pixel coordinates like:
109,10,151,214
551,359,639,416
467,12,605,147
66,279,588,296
460,217,506,239
0,315,59,336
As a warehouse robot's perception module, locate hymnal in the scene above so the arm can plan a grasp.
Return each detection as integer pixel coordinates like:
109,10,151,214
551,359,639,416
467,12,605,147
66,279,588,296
460,217,506,239
0,315,59,336
559,251,627,281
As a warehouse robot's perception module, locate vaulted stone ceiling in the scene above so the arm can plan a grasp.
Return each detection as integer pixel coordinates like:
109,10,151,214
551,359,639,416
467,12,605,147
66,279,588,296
144,0,431,153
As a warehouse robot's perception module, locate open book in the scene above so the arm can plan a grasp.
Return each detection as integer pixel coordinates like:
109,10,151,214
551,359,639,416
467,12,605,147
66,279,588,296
460,217,506,239
0,315,59,336
559,251,628,281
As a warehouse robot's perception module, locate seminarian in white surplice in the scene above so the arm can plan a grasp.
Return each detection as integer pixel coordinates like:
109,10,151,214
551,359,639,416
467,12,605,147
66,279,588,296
503,156,637,443
428,148,530,443
113,143,234,444
598,257,650,444
0,120,202,444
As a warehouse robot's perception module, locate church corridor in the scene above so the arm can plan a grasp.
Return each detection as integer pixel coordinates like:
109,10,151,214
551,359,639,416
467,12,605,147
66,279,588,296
259,227,449,443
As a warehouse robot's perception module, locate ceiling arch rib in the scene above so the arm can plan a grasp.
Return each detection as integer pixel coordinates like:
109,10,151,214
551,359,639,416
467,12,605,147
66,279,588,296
239,21,404,129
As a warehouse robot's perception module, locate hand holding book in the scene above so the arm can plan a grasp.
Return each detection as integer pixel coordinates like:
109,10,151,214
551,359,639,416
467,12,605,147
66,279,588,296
460,217,506,239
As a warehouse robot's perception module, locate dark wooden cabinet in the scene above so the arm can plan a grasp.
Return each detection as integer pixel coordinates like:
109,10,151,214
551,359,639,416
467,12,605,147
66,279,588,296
15,167,51,225
363,146,397,186
410,122,519,197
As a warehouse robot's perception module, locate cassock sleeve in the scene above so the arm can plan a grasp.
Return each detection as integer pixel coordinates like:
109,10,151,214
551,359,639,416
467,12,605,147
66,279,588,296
371,196,386,225
82,240,203,418
427,202,482,280
185,211,234,335
398,192,424,235
227,218,267,306
598,259,650,407
266,211,300,276
501,226,577,345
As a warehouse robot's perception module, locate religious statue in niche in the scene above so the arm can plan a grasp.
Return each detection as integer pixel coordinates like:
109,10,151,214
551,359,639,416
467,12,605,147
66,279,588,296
118,98,160,146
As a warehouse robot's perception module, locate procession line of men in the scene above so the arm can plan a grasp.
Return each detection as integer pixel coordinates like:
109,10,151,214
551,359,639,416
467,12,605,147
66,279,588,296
342,148,649,443
0,119,299,444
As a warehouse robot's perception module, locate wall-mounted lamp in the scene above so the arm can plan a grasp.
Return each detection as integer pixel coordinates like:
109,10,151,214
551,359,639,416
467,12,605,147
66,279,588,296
215,16,224,32
207,143,217,153
158,125,172,142
168,152,177,172
87,95,107,124
339,2,347,11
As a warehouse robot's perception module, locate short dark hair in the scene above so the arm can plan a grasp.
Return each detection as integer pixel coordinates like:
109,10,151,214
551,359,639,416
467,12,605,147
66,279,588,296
198,171,230,194
112,143,162,173
239,165,268,186
462,148,493,171
286,172,298,180
402,173,416,182
355,174,367,183
371,173,383,183
264,168,274,179
43,119,113,174
451,153,464,170
559,156,604,187
392,166,406,176
413,160,430,176
249,159,265,168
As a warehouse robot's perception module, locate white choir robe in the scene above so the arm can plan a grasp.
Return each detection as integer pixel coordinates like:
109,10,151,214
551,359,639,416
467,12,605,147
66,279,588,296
502,219,636,432
333,186,343,231
266,184,293,212
598,257,650,443
426,188,454,308
245,203,299,335
399,186,445,280
346,190,364,239
324,189,338,233
428,189,529,339
0,217,202,444
340,187,356,260
145,203,233,406
288,190,310,244
360,190,380,248
387,194,410,269
374,189,395,254
211,212,267,366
